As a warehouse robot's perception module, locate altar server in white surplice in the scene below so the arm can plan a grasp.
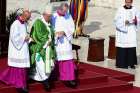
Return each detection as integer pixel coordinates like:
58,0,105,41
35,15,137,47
52,3,77,88
114,0,140,69
0,9,31,93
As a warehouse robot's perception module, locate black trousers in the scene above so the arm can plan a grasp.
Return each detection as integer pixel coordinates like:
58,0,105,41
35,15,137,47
116,47,137,68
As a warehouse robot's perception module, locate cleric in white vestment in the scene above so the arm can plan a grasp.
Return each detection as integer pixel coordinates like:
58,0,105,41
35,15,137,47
114,0,140,69
0,9,31,93
52,3,77,88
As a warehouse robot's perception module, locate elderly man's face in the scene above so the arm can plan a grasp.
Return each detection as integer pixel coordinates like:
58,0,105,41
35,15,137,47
23,11,31,22
125,0,133,7
44,13,52,22
62,6,68,15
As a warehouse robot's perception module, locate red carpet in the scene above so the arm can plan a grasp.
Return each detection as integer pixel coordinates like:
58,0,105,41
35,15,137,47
0,58,140,93
79,63,134,82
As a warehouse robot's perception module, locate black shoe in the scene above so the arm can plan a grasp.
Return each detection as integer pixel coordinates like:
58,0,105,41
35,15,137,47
16,88,28,93
64,80,77,89
42,79,51,92
130,66,136,69
69,81,77,88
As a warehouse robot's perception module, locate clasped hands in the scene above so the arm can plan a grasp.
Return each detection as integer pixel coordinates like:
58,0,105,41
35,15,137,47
25,35,34,42
55,31,65,37
125,19,137,25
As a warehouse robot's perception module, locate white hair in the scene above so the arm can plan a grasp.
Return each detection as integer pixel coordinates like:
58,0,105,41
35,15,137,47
59,3,69,10
16,8,30,16
42,5,53,15
16,8,24,16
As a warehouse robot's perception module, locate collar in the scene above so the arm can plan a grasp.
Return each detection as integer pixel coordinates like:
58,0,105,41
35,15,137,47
17,16,25,24
57,10,65,16
123,5,133,9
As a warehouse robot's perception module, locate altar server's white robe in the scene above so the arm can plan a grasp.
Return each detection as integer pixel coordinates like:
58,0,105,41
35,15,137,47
53,13,75,61
8,20,30,68
114,6,140,48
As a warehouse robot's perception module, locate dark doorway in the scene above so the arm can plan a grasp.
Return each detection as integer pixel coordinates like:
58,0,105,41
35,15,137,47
0,0,8,57
0,0,6,34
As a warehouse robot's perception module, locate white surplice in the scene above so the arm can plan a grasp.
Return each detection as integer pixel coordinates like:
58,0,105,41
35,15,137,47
114,6,140,48
53,12,75,61
8,20,30,68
